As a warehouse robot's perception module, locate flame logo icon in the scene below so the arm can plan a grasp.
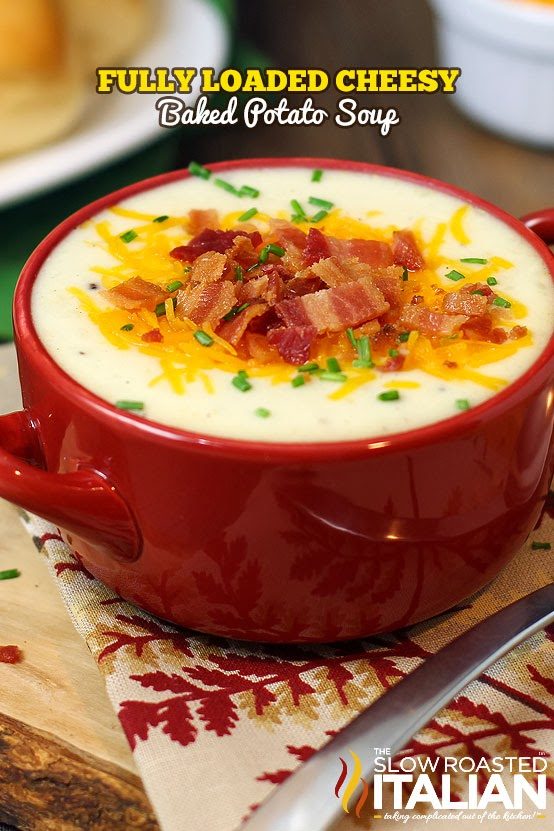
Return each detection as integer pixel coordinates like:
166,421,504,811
335,750,370,818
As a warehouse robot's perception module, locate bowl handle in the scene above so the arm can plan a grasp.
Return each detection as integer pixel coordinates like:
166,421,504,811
520,209,554,247
0,410,141,561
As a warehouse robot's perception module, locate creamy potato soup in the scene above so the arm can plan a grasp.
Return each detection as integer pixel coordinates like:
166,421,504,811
32,165,554,442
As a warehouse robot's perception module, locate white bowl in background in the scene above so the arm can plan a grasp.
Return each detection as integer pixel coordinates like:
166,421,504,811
429,0,554,147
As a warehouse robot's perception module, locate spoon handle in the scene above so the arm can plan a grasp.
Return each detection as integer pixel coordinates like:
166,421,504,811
244,583,554,831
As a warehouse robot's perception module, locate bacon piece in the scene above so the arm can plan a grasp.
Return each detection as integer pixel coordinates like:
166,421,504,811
284,275,325,298
267,325,317,365
399,306,468,337
170,229,262,262
142,329,163,343
270,220,307,272
352,320,380,338
490,328,508,344
443,290,488,317
307,256,368,288
392,230,425,271
190,251,227,284
371,267,405,306
0,645,22,664
227,235,260,269
238,273,284,305
327,236,394,268
303,228,331,266
187,209,219,235
103,277,167,312
175,281,236,328
380,354,405,372
510,325,528,340
218,302,268,346
276,277,389,335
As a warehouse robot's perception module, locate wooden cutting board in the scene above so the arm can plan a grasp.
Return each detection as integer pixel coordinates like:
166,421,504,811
0,343,158,829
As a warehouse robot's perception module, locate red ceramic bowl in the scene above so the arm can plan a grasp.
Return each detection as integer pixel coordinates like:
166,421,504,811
2,159,554,643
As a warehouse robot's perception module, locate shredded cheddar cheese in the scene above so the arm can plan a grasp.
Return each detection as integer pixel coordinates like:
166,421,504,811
69,206,532,400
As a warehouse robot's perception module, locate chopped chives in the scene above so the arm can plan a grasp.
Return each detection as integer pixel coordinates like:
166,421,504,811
310,209,328,223
309,196,334,210
120,323,134,331
232,373,252,392
471,289,485,295
120,229,137,243
446,270,465,282
378,390,400,401
188,161,211,179
299,362,320,373
193,330,214,347
319,371,347,383
235,265,244,282
290,199,306,218
326,356,341,373
487,276,498,286
401,268,409,281
460,257,488,264
353,359,372,369
0,568,20,580
183,266,192,273
223,302,250,322
153,215,169,223
356,336,372,367
291,375,306,388
214,178,241,196
239,185,260,198
115,400,144,411
166,280,183,292
238,207,258,222
492,296,511,308
346,328,358,349
531,541,551,550
255,407,271,418
388,348,399,357
398,331,410,342
259,243,285,263
456,399,471,411
311,169,323,182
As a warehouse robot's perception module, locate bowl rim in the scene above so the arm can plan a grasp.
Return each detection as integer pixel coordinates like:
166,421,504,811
14,156,554,462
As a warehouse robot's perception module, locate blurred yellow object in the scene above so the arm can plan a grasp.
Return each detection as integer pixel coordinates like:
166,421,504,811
60,0,153,70
0,0,152,159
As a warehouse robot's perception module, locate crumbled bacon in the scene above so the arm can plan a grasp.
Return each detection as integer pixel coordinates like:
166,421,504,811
306,256,369,287
175,281,236,327
190,251,227,284
217,302,268,346
399,306,468,337
380,354,405,372
327,236,394,268
104,208,523,368
187,209,219,235
276,277,389,335
104,277,167,312
303,228,330,266
510,325,528,340
267,325,317,365
170,229,262,262
0,645,23,664
238,273,285,305
392,230,425,271
443,289,488,316
142,329,163,343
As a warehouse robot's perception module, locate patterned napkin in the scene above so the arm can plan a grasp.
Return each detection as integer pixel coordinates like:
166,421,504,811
18,502,553,831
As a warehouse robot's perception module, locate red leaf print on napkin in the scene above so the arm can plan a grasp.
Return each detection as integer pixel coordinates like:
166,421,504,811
120,697,196,749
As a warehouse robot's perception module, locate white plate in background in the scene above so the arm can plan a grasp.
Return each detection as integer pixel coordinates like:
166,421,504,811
0,0,229,209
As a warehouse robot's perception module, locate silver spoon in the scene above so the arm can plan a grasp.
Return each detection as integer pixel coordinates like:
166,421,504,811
243,582,554,831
